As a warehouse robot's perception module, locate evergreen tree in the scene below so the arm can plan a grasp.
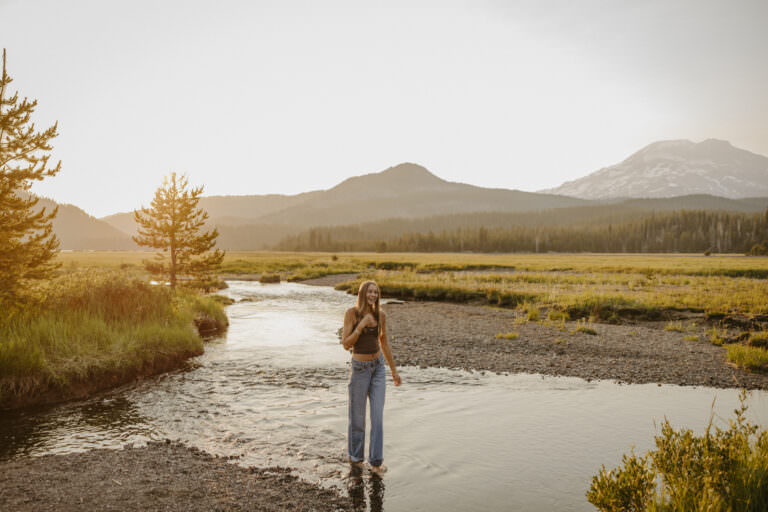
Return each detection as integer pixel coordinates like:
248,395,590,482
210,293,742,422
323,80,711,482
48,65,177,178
0,49,61,308
133,172,224,289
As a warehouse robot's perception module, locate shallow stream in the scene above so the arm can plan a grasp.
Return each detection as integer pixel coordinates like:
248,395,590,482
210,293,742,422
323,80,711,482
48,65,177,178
3,281,768,511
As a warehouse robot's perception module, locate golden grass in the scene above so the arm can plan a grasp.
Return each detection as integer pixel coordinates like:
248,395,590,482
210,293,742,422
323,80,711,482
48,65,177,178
56,251,768,278
664,321,685,332
0,271,227,406
727,345,768,372
58,251,768,320
336,268,768,319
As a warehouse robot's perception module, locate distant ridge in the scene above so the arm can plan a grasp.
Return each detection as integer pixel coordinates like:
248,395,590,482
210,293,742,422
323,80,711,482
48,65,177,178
33,196,137,250
101,162,589,238
78,160,768,251
542,139,768,199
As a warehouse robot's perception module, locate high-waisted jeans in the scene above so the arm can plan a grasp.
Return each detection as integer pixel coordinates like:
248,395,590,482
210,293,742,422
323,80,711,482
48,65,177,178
348,353,386,466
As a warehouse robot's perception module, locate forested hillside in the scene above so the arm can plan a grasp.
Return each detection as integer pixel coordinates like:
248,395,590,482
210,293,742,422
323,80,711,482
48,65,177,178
276,208,768,254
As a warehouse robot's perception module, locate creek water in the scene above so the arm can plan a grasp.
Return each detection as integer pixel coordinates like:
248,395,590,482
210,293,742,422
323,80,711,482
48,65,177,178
2,281,768,511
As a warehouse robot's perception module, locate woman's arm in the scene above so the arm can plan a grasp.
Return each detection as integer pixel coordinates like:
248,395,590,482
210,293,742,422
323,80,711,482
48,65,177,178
378,311,402,386
341,308,362,351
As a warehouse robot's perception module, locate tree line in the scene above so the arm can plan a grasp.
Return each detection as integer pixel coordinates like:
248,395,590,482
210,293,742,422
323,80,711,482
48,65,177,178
275,208,768,254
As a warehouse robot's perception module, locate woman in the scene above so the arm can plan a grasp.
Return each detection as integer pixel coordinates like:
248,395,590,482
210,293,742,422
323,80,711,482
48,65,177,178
341,280,401,475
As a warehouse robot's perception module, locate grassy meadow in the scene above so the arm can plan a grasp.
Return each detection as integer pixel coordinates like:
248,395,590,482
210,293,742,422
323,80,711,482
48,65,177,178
54,251,768,373
0,270,227,409
56,250,768,279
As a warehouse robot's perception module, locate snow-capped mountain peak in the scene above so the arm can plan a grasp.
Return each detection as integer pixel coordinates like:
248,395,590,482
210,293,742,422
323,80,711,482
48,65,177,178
542,139,768,199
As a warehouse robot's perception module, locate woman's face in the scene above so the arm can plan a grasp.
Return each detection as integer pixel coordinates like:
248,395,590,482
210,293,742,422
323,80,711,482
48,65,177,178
365,285,379,307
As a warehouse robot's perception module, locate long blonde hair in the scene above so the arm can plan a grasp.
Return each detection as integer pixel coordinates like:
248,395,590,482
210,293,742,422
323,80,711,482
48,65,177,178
355,280,380,325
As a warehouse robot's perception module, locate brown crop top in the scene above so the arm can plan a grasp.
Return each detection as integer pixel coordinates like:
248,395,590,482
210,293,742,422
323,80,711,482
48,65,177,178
354,322,380,354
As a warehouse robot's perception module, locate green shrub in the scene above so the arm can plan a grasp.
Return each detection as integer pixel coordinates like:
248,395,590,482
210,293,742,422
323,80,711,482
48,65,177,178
587,453,654,512
588,391,768,512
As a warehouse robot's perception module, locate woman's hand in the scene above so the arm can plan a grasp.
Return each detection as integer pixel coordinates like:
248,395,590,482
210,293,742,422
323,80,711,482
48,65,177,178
392,372,402,387
359,313,376,328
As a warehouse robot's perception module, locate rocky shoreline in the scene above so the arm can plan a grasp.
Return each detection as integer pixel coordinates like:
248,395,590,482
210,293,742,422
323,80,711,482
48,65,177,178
0,441,351,512
383,300,768,389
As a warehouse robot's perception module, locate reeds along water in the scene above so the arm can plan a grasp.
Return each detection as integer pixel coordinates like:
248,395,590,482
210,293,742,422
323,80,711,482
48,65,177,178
0,271,227,407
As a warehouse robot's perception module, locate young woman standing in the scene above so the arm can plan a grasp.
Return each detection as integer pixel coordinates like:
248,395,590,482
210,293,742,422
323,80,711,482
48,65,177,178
341,280,401,474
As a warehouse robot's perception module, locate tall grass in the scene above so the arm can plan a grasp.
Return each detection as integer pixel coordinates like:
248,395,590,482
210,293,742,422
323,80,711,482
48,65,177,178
588,391,768,511
335,268,768,320
0,271,227,407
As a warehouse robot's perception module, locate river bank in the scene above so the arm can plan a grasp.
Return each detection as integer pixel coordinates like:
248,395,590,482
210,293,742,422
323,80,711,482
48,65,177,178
0,273,229,411
0,441,350,511
302,272,768,389
384,301,768,389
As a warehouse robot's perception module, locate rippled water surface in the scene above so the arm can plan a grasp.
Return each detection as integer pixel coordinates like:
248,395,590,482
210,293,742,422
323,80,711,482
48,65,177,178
3,281,768,511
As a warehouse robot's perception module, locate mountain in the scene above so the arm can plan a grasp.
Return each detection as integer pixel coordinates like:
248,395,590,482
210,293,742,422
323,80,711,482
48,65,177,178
101,163,591,245
34,196,137,250
245,163,590,226
542,139,768,199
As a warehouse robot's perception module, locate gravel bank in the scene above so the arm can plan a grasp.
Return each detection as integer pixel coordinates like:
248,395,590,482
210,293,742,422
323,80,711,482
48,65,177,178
298,274,359,287
0,442,351,512
383,301,768,390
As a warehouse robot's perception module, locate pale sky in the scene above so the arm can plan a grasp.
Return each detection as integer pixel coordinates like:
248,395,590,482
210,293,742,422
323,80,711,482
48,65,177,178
2,0,767,217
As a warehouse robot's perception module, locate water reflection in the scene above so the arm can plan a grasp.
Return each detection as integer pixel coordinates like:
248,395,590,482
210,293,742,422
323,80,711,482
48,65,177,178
347,467,386,512
0,395,155,460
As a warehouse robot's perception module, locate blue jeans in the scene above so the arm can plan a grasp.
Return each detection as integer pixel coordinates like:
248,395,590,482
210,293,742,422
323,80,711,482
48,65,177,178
348,354,386,466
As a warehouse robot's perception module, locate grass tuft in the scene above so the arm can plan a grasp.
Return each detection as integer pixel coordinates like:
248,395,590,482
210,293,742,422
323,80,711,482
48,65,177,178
573,319,598,335
664,321,685,332
495,332,520,340
708,326,727,346
728,345,768,372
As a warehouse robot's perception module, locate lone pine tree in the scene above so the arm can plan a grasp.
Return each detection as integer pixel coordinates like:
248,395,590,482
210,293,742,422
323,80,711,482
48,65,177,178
133,172,224,289
0,49,61,308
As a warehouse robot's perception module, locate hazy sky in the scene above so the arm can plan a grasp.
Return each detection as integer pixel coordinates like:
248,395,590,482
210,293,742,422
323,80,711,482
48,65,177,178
2,0,767,217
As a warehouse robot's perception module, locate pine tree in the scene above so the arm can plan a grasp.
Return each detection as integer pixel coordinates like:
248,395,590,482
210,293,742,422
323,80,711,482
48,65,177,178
0,49,61,308
133,172,224,289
